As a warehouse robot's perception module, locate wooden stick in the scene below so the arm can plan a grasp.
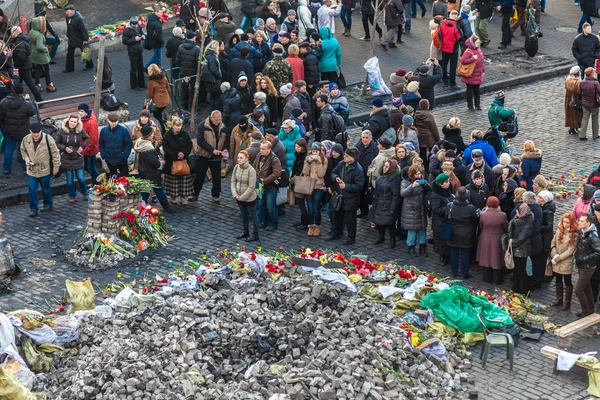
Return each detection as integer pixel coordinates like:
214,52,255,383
93,36,106,118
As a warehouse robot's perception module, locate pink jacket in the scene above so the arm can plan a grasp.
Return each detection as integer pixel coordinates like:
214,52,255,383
286,55,305,93
460,40,485,86
572,198,593,221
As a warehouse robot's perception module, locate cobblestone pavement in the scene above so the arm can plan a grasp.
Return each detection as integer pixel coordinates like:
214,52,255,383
1,76,599,399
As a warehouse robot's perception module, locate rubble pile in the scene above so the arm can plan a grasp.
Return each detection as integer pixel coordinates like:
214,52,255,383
36,274,474,400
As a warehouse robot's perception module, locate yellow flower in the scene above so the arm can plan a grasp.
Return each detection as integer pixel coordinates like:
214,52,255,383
411,333,420,347
348,274,362,283
319,255,328,265
305,248,312,255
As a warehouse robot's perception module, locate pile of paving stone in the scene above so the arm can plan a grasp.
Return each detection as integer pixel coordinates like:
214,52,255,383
35,274,475,400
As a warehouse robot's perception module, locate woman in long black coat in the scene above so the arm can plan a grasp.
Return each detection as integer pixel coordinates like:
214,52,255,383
162,117,194,205
429,173,454,265
369,160,401,248
448,187,479,278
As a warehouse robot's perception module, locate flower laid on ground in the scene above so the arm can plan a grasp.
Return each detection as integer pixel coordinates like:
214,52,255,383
115,205,170,249
89,234,135,261
93,175,156,199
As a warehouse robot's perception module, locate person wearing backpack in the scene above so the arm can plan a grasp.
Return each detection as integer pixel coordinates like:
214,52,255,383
488,89,516,127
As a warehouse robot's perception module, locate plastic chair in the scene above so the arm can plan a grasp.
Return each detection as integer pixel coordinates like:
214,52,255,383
477,312,514,372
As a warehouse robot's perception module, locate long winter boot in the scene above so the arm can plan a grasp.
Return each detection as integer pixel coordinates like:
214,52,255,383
409,246,417,256
562,286,573,311
552,281,564,307
419,244,428,257
389,226,396,248
375,229,385,245
493,269,504,285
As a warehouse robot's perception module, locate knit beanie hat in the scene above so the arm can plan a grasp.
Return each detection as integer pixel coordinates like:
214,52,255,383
406,81,419,93
538,190,554,203
373,98,384,108
221,82,231,92
499,153,511,166
390,68,407,84
402,115,413,126
487,196,500,208
456,187,470,202
533,175,547,189
332,143,344,155
141,125,153,138
392,97,404,108
280,83,293,96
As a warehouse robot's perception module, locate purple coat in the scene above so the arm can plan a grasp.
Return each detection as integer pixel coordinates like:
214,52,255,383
460,40,485,86
580,76,600,109
476,208,508,270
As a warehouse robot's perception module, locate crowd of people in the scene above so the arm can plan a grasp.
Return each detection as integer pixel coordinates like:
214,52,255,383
1,1,600,319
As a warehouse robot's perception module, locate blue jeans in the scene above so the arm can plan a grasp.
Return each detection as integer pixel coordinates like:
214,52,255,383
340,9,353,29
405,11,412,32
28,175,53,211
450,246,471,277
406,229,426,246
258,186,278,228
46,37,59,59
84,155,99,184
3,137,25,172
238,200,259,232
141,184,168,207
65,169,87,199
411,0,426,15
540,0,546,11
240,15,258,31
579,13,592,32
145,48,162,68
306,189,324,225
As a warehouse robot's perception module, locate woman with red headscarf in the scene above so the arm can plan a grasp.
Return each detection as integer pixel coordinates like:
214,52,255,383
477,196,508,284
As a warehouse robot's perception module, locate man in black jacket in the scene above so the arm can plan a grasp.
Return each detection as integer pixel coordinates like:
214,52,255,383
145,5,165,69
64,5,92,73
299,42,320,97
229,47,255,87
10,27,43,102
179,0,201,31
575,214,600,316
363,98,392,140
0,84,36,174
474,0,495,47
326,147,365,244
573,23,600,75
176,30,200,110
166,27,185,81
356,130,379,217
416,60,442,109
122,17,146,90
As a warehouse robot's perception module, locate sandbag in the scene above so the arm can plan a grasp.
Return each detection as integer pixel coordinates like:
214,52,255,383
0,238,16,276
0,365,36,400
419,286,513,333
364,57,392,96
6,310,51,331
66,279,95,314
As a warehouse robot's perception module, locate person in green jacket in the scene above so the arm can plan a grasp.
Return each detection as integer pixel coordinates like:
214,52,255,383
319,26,342,85
488,90,515,127
29,17,56,92
278,119,302,172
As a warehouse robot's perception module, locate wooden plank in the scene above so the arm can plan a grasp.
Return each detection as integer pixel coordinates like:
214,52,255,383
555,314,600,338
40,100,94,120
540,346,595,371
37,92,96,106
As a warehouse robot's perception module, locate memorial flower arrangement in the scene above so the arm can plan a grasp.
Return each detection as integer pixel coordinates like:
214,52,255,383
546,167,597,200
92,175,156,200
115,205,170,249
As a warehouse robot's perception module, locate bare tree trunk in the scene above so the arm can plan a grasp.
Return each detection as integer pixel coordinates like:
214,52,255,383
93,37,106,118
190,12,215,125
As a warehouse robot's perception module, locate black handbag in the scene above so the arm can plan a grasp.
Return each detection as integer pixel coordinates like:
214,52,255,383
569,97,583,110
337,67,347,89
330,191,343,211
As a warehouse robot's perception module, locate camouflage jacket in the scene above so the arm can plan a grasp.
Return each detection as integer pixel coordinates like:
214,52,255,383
262,56,294,92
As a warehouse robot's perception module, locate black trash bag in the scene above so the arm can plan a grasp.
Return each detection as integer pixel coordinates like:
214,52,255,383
525,10,540,57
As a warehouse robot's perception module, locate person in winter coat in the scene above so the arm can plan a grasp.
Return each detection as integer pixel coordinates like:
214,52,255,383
565,66,583,135
505,203,534,294
429,16,443,60
99,113,132,177
477,196,509,283
134,126,171,211
327,83,350,124
56,115,89,202
465,149,494,190
315,94,337,141
263,44,294,95
379,0,404,51
145,5,165,68
231,150,259,242
162,116,193,206
192,111,227,201
442,117,466,154
318,0,342,34
319,27,342,84
442,161,462,192
549,213,579,310
281,9,300,34
390,68,408,98
356,130,380,216
397,115,420,153
463,129,498,167
241,0,262,30
448,187,479,278
522,191,544,290
221,82,241,133
573,184,597,220
360,0,383,39
326,147,365,245
537,189,556,276
579,67,600,140
146,64,170,132
290,138,309,230
432,0,448,17
439,11,462,90
122,17,146,90
10,27,43,103
299,43,320,93
465,169,489,210
302,141,328,236
575,213,600,316
364,98,393,140
474,0,493,46
430,173,454,264
369,159,401,248
401,165,431,255
286,44,305,91
460,35,485,110
237,73,255,116
230,116,261,166
297,0,315,40
232,149,260,241
416,62,443,109
401,81,422,110
457,5,474,53
281,83,301,120
176,31,201,111
520,140,542,191
214,13,237,42
295,80,314,130
0,84,36,174
279,119,303,173
390,97,405,132
252,31,273,73
367,137,395,188
166,27,185,81
229,47,255,90
21,122,61,216
64,5,92,72
572,23,599,70
29,17,55,93
499,177,517,216
203,41,223,111
578,1,596,34
394,143,414,171
413,99,440,168
488,90,516,127
78,103,99,184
